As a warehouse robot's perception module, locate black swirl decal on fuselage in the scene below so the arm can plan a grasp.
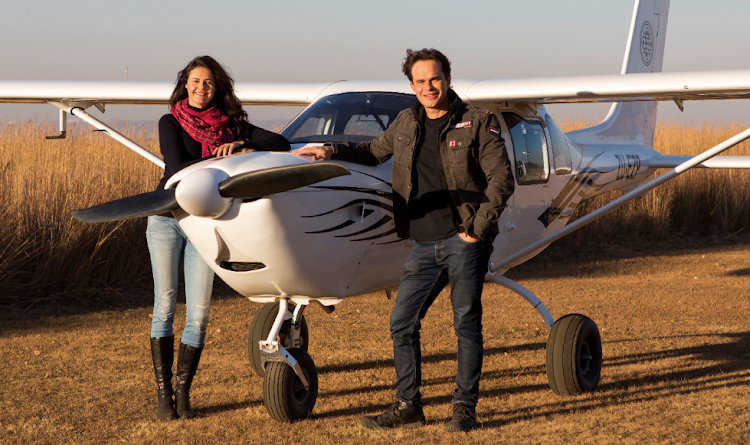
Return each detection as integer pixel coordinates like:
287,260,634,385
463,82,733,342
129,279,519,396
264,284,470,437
303,169,403,244
537,152,618,228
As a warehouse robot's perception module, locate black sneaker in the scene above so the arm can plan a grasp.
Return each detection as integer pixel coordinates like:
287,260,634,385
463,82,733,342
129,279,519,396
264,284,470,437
445,403,477,432
360,401,426,429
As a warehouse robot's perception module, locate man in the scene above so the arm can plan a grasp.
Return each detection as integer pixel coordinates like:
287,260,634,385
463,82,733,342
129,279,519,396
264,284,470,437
295,48,514,432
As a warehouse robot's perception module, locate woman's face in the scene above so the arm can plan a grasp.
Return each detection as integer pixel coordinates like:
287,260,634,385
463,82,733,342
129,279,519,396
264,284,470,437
185,67,216,109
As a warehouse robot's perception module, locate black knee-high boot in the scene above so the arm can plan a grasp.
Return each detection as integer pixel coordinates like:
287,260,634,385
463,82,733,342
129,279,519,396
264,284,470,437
175,342,203,419
150,336,177,420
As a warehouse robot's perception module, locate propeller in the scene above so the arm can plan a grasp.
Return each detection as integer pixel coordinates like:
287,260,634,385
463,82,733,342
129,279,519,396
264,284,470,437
71,162,351,223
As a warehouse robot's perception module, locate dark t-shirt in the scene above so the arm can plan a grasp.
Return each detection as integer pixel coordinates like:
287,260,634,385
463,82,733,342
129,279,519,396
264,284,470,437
408,113,457,241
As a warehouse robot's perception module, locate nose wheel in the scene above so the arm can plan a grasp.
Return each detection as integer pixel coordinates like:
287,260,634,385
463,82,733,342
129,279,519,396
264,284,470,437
263,348,318,422
248,300,318,421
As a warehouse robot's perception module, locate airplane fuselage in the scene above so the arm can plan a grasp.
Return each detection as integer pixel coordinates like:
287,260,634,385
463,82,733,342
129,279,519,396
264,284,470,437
167,96,664,303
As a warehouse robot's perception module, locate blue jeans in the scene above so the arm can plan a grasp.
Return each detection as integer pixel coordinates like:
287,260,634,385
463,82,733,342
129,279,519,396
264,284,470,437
391,233,492,408
146,215,215,348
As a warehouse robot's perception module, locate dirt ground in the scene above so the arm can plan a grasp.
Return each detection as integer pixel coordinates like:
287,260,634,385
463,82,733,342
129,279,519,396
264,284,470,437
2,240,750,444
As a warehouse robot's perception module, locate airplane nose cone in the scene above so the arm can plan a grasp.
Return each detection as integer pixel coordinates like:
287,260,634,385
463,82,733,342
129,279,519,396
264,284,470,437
174,168,233,218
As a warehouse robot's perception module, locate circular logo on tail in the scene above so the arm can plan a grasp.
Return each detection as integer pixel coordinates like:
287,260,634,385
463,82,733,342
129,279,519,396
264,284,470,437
640,21,654,66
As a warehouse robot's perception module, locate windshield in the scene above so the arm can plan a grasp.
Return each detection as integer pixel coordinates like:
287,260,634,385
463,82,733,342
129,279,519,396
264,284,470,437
281,92,416,144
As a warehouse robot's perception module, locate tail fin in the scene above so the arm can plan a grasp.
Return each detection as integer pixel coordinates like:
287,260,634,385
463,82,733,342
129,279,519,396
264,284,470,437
567,0,670,149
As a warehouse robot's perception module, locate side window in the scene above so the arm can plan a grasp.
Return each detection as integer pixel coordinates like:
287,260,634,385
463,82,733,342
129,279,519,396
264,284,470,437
545,115,573,175
502,113,549,184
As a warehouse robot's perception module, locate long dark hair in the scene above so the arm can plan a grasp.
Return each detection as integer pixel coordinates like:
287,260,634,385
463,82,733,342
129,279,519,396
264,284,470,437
169,55,251,140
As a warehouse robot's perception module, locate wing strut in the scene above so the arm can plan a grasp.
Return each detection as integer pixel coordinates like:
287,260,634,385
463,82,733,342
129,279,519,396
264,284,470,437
491,125,750,273
48,101,165,169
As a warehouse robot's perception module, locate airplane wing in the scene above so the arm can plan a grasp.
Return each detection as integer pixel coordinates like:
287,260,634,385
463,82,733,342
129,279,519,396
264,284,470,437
1,69,750,108
456,69,750,104
0,80,333,106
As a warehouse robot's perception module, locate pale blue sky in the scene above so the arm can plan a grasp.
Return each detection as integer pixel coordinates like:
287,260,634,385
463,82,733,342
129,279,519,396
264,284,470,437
2,0,749,125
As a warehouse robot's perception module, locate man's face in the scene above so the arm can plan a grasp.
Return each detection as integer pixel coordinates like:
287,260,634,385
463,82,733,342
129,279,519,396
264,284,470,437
409,60,451,114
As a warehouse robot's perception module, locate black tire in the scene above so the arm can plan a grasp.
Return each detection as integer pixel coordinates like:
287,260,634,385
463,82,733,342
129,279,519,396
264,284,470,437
546,313,602,395
263,348,318,422
248,302,309,377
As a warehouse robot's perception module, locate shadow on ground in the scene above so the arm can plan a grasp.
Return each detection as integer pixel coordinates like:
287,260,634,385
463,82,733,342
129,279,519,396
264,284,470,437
506,235,750,281
0,280,243,334
308,330,750,424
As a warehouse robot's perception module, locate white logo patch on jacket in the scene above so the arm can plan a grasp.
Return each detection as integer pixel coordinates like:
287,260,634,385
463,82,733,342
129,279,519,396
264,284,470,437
452,120,473,129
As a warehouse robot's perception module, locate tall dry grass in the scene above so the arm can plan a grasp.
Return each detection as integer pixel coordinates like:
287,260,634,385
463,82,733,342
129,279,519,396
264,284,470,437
1,117,750,307
0,120,161,307
558,119,750,246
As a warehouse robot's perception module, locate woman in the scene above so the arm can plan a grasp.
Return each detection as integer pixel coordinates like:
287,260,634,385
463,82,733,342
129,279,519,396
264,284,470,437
148,55,290,421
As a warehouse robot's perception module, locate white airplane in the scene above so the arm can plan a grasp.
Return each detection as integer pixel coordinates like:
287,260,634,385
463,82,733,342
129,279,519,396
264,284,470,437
3,0,750,423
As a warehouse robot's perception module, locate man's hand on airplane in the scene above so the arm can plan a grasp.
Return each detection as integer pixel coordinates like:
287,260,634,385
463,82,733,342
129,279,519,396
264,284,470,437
294,143,334,160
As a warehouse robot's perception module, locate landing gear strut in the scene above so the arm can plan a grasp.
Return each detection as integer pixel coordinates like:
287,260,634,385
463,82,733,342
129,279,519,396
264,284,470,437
247,299,318,422
247,301,308,377
489,274,603,395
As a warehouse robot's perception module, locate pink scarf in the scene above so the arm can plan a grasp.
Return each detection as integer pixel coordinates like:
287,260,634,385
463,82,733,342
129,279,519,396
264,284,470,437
170,99,235,158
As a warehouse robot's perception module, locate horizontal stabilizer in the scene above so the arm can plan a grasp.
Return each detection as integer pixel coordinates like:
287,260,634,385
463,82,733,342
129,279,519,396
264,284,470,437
650,155,750,169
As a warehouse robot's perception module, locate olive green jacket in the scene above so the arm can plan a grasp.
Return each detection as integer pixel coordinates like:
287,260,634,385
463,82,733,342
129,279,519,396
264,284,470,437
332,90,515,240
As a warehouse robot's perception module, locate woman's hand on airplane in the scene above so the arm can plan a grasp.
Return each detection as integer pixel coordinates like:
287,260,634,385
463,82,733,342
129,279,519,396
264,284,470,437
213,141,247,157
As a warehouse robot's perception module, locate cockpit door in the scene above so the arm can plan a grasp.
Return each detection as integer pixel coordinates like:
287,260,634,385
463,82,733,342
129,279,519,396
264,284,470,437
500,113,551,242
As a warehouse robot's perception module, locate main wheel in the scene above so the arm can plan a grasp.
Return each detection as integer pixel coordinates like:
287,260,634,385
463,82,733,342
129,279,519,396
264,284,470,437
248,302,309,376
546,313,602,395
263,348,318,422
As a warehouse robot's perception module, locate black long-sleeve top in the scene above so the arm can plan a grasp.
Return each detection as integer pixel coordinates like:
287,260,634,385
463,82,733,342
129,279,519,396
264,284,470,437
156,113,291,191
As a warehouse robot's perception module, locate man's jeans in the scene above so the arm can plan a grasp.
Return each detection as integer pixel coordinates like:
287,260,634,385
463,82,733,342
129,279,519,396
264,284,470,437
146,215,215,348
390,232,491,408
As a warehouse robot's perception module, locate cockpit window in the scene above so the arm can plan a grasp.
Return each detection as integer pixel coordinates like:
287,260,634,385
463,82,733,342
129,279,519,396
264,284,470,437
344,114,390,136
290,112,337,140
502,113,549,185
281,92,415,143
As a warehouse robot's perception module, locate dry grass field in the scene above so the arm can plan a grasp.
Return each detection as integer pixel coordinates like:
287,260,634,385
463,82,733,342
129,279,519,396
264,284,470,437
2,240,750,444
3,117,750,443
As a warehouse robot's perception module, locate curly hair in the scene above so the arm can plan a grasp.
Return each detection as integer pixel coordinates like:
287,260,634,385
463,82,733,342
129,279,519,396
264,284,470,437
401,48,451,82
169,55,252,140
